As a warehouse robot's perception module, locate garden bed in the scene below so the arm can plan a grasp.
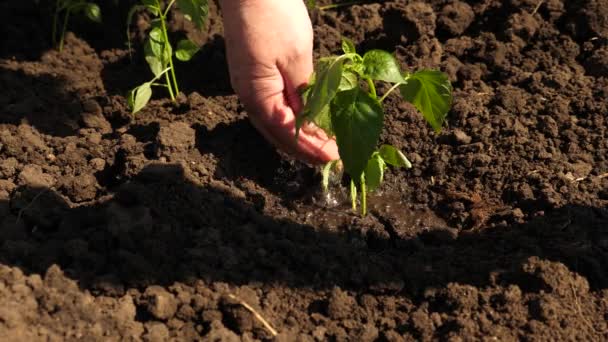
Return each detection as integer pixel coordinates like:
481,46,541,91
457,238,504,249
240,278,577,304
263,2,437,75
0,0,607,340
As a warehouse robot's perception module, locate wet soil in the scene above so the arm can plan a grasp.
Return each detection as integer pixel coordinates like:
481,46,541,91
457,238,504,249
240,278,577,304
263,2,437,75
0,0,607,340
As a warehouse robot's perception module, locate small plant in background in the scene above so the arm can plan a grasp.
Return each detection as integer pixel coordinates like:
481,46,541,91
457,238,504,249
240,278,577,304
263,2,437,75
127,0,208,115
52,0,101,52
298,38,452,216
307,0,368,11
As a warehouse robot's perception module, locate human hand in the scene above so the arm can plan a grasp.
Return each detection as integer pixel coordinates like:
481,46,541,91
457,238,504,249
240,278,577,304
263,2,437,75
220,0,339,164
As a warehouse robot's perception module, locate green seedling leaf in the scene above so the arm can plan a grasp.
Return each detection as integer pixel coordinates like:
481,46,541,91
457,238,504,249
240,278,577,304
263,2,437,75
362,50,404,84
331,87,384,179
301,83,333,136
297,56,346,138
175,39,199,61
177,0,208,29
144,44,165,77
365,153,386,191
339,70,358,91
379,145,412,168
84,3,102,22
312,105,333,136
144,55,164,77
129,82,153,114
144,27,172,76
142,0,160,15
341,38,356,54
400,70,452,132
147,27,166,58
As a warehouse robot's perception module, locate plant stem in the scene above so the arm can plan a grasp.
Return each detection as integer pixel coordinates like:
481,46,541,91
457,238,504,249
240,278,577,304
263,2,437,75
59,10,71,52
379,82,402,102
322,160,335,193
164,0,177,17
366,78,377,99
165,29,180,96
52,3,60,47
350,179,357,212
164,72,176,101
158,0,179,99
360,174,367,216
318,1,365,11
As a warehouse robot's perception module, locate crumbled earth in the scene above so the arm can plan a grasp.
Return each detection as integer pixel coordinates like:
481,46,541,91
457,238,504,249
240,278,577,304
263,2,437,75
0,0,607,340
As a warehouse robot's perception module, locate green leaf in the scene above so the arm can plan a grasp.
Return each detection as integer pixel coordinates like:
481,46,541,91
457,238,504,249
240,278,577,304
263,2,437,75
297,56,345,138
378,145,412,168
341,38,356,54
147,27,165,58
144,27,172,76
84,3,101,22
144,55,164,77
312,105,333,136
142,0,159,15
400,70,452,132
177,0,208,29
331,87,384,179
362,50,404,83
365,153,386,191
175,39,199,61
300,83,333,136
339,70,358,91
144,42,165,77
129,83,152,114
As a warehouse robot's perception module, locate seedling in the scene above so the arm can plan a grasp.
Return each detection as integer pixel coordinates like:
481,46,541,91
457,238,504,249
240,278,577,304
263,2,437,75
127,0,208,115
52,0,101,52
298,38,452,216
307,0,369,11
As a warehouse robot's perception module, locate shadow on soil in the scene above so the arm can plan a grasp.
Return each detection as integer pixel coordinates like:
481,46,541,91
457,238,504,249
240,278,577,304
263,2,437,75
99,34,232,98
0,1,134,60
0,66,85,137
194,120,318,200
1,163,607,297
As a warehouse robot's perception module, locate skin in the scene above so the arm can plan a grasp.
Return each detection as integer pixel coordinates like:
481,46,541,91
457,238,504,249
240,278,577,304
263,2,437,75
219,0,339,164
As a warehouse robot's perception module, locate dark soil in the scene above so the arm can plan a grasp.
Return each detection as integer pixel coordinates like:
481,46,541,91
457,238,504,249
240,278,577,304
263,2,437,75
1,0,607,340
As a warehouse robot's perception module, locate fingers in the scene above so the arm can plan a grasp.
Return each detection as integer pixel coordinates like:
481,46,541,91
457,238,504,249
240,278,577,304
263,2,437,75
247,91,339,165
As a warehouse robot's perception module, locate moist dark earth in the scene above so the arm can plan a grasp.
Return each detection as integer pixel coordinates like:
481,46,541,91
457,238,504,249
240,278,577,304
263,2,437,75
1,0,607,340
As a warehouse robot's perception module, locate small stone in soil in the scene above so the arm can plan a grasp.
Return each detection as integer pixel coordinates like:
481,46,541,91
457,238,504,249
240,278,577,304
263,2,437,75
144,286,178,320
451,129,472,145
143,322,169,342
61,174,98,202
0,157,19,178
17,165,55,188
81,105,112,134
89,158,106,171
156,122,195,155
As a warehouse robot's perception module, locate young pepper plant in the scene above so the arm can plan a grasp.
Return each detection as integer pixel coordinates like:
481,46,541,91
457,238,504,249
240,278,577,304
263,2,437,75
127,0,208,115
298,38,452,216
53,0,101,52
